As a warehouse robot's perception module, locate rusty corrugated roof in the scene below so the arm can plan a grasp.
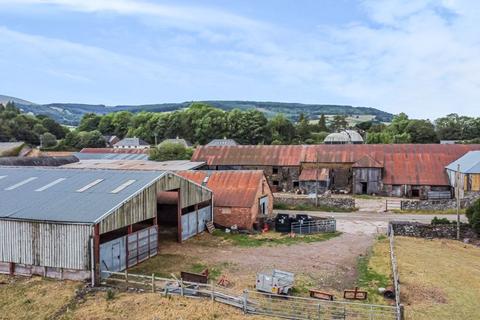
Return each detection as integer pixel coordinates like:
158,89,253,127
177,170,269,208
192,144,480,186
352,155,383,168
80,148,149,154
299,168,329,181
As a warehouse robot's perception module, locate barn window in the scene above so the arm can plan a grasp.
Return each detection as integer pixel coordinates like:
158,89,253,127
35,178,66,192
273,180,279,186
76,179,104,192
293,181,299,188
272,167,279,174
222,207,232,214
111,180,136,193
5,177,38,190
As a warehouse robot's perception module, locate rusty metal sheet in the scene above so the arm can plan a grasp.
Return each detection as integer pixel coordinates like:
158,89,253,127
193,144,480,186
298,168,329,181
178,170,268,208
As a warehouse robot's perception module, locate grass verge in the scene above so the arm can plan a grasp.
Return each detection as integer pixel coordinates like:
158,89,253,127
356,236,392,304
392,208,465,215
273,202,358,212
212,230,341,247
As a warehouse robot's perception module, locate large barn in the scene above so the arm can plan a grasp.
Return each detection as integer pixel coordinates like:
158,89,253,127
192,144,480,198
0,167,212,284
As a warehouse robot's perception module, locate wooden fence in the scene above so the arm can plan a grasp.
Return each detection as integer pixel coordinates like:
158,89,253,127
103,271,399,320
388,225,404,320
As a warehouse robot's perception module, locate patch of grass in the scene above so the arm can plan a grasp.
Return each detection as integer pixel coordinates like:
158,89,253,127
395,237,480,320
353,194,380,200
356,238,392,304
273,202,358,212
212,230,341,247
188,262,231,280
106,289,116,301
128,253,194,278
392,208,465,215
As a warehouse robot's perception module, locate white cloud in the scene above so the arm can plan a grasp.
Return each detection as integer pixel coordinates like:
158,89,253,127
0,0,479,118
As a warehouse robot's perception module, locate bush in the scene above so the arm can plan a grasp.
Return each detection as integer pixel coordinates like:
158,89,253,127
466,199,480,235
431,216,452,225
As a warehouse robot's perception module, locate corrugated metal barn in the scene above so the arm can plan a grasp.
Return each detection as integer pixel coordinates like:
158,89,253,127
192,144,480,198
0,167,212,283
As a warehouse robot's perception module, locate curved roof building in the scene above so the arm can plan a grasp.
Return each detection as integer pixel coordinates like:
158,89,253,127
324,130,364,144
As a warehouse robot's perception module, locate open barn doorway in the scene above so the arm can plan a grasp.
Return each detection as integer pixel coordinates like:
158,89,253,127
157,190,181,242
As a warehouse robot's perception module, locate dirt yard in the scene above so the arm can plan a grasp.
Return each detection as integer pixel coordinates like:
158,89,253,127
130,231,374,297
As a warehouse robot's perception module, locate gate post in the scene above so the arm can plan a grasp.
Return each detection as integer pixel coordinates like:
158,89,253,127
243,290,249,314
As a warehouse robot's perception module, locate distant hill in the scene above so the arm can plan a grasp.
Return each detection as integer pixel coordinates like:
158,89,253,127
0,95,394,125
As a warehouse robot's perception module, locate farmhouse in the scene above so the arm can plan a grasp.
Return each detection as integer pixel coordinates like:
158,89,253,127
192,144,480,198
113,137,150,149
177,171,273,229
0,167,212,283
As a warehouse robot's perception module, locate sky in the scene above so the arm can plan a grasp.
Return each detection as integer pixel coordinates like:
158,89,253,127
0,0,479,119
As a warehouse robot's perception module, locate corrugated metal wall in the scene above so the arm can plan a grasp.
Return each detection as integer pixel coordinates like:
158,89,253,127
99,174,211,235
0,220,92,270
156,173,212,208
99,184,157,234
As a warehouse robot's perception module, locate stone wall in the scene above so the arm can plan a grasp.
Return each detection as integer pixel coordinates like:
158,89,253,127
390,221,477,240
401,192,480,211
274,195,355,211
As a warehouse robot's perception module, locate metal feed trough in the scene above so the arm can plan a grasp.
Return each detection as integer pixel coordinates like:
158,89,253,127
255,269,294,295
291,217,336,235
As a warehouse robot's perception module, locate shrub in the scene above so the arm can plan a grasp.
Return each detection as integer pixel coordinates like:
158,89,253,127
431,216,452,225
466,199,480,235
106,289,116,301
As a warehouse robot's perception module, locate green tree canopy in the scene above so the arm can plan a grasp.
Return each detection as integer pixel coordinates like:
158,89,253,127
149,142,193,161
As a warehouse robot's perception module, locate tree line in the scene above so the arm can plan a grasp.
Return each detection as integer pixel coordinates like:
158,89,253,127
2,101,480,150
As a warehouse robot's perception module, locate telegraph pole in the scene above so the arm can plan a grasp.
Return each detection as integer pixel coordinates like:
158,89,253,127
456,164,461,240
315,151,319,207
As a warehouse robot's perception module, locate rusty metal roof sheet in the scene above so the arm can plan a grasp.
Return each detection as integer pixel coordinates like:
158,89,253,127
352,155,383,168
193,144,480,186
177,170,268,208
299,168,329,181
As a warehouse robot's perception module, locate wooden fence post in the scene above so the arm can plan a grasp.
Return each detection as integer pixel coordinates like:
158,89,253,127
125,270,129,284
242,290,248,314
151,273,155,293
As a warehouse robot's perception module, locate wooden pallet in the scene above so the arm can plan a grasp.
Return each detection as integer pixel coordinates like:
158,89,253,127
206,221,215,233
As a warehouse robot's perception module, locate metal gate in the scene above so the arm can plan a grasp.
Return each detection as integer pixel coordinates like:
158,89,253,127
181,205,212,241
127,225,158,268
385,199,402,211
291,219,336,235
100,237,126,278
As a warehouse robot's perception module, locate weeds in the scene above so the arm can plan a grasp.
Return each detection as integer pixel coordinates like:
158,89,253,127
212,230,341,247
106,289,116,301
273,202,358,212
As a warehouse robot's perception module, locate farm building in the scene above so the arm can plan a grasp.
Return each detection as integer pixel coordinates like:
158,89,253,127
63,159,205,171
76,147,149,160
0,155,78,167
0,167,212,283
206,138,239,147
176,171,273,229
324,130,364,144
446,151,480,193
192,144,480,198
113,137,150,149
298,168,330,194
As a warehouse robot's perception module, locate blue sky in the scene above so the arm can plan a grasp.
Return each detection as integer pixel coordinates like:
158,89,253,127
0,0,479,118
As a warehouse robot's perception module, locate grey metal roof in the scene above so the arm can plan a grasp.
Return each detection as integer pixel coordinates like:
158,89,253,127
206,139,239,147
0,167,165,224
114,137,149,147
446,151,480,173
62,159,205,171
74,152,149,160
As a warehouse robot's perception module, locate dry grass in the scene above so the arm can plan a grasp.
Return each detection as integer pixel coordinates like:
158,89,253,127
395,237,480,320
0,275,80,320
61,291,270,320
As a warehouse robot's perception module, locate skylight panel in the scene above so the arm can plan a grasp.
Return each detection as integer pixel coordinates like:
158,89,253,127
35,178,66,192
5,177,38,190
76,179,104,192
110,179,136,194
